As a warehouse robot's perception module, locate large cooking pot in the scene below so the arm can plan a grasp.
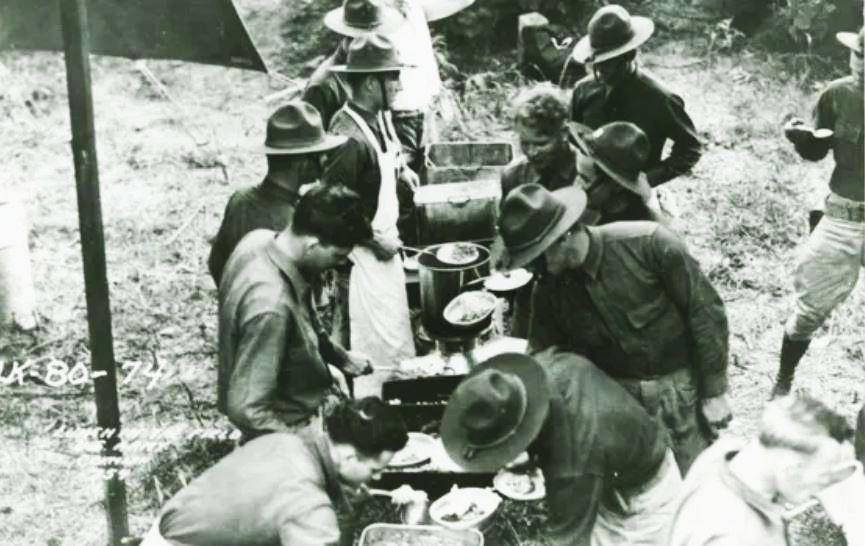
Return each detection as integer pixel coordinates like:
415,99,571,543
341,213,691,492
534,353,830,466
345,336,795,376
418,242,490,337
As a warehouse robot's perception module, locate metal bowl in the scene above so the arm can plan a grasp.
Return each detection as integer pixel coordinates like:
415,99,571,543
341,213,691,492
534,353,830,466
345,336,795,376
442,291,497,330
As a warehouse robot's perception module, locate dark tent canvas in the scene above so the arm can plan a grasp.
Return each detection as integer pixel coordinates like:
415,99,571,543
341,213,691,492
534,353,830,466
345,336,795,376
0,0,267,72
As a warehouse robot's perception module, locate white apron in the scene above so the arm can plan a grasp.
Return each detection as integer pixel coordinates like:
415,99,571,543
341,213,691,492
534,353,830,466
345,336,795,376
341,106,416,397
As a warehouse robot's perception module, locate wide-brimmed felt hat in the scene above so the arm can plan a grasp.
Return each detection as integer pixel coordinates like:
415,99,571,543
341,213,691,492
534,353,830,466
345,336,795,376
329,34,414,73
837,28,864,55
568,121,652,202
493,184,587,270
253,100,347,155
324,0,404,38
572,4,655,64
441,353,551,472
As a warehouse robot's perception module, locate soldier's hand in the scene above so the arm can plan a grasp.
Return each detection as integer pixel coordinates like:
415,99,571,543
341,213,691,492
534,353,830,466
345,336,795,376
342,351,374,377
783,118,812,144
701,394,733,436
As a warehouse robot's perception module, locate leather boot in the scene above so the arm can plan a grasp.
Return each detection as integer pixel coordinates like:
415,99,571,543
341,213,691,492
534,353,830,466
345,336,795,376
770,335,811,399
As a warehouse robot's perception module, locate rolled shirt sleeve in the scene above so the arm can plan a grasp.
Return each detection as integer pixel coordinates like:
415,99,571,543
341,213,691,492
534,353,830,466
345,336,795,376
226,311,295,435
651,226,729,398
645,93,702,187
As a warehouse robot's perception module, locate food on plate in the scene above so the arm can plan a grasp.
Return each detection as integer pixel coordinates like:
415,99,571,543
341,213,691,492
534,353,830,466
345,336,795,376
443,291,496,326
499,472,535,495
435,243,479,265
484,268,533,292
494,467,545,500
440,501,486,523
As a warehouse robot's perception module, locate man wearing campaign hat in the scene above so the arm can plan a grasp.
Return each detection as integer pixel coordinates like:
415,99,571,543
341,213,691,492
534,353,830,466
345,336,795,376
208,100,348,286
495,184,731,473
772,28,865,398
441,349,682,545
303,0,404,130
322,34,417,396
571,120,667,225
570,4,701,189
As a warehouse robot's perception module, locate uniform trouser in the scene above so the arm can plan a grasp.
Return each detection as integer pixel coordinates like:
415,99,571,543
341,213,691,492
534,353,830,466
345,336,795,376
784,196,864,341
615,368,710,475
590,449,682,546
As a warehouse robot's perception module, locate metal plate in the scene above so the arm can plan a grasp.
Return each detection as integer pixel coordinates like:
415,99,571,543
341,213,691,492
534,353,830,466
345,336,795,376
493,468,546,501
388,432,436,468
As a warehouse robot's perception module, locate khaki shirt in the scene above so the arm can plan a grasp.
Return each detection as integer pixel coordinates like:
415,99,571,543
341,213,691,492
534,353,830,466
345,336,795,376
217,230,347,439
668,438,788,546
159,433,345,546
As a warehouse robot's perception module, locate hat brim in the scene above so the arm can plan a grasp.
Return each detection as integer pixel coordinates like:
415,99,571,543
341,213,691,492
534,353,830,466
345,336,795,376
574,130,652,202
441,353,551,472
323,7,404,37
251,134,347,155
571,17,655,64
837,32,863,54
494,185,587,271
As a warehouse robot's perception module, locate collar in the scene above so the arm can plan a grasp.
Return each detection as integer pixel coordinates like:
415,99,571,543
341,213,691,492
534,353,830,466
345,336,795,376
719,450,785,526
260,176,301,204
580,226,603,279
265,235,310,301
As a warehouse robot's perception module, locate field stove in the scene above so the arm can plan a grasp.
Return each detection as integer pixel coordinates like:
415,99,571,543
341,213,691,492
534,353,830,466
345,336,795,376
376,337,527,497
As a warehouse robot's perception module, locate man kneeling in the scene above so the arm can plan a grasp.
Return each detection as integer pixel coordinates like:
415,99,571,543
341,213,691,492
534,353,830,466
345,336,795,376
143,397,419,546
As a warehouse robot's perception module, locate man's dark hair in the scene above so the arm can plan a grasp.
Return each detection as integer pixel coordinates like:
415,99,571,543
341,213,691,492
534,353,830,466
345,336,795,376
760,393,854,453
325,397,409,458
291,184,372,248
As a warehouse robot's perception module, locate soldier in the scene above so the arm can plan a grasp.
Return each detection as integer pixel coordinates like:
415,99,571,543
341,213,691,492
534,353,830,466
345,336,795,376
771,28,864,398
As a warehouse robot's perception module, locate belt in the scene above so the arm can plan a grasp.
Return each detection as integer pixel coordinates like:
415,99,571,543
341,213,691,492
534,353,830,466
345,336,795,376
614,367,693,393
824,196,865,223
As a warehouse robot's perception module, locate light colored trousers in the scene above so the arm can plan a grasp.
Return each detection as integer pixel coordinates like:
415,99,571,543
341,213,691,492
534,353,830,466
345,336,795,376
591,449,682,546
785,196,865,340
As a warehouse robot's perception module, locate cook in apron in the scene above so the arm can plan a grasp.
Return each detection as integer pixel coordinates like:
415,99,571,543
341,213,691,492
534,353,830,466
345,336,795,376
340,106,416,397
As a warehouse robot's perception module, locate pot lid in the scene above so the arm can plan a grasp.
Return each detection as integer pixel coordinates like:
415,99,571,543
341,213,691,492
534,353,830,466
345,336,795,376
414,179,501,205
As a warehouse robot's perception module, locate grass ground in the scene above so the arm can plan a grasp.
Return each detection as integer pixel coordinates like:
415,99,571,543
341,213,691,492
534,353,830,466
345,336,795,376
0,1,862,544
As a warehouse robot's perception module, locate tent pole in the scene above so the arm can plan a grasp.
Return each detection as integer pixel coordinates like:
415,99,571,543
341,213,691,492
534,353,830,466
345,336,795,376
58,0,129,544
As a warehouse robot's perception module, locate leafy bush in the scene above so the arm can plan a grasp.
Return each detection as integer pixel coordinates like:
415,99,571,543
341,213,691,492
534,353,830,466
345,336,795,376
435,0,600,62
736,0,861,55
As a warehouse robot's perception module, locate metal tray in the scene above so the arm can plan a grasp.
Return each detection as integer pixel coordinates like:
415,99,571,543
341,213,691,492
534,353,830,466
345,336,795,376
358,523,484,546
